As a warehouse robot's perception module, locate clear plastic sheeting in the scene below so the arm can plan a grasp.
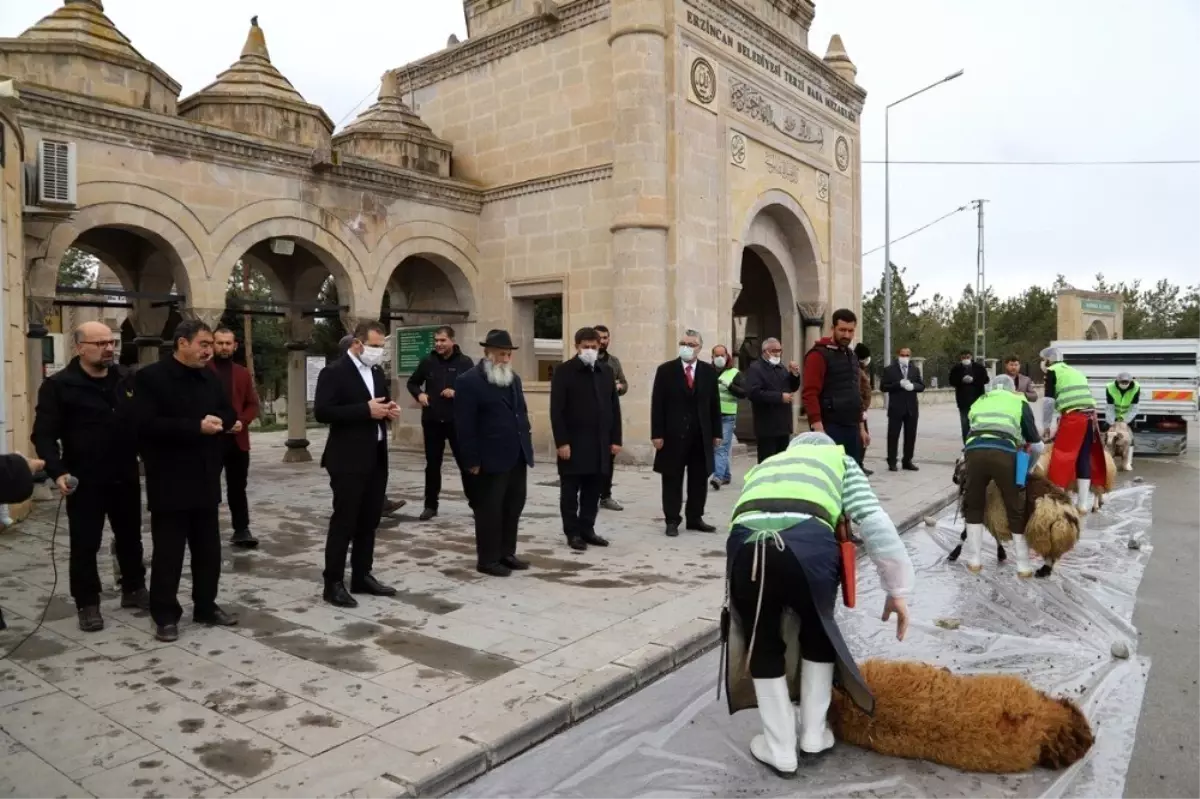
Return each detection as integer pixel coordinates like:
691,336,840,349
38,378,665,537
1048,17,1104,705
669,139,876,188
456,485,1155,799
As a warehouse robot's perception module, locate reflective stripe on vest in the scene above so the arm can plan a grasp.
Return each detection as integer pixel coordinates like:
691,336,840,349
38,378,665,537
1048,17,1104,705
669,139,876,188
1106,380,1139,418
717,368,740,416
966,389,1024,446
1049,363,1095,412
731,444,846,529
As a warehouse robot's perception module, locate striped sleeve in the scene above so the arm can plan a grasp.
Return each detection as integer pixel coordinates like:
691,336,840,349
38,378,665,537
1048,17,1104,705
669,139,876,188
841,456,883,523
841,456,916,598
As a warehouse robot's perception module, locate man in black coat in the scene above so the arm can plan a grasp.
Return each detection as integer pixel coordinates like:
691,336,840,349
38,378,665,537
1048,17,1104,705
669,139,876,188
948,349,990,442
314,320,401,608
744,336,803,463
133,320,238,642
880,346,925,471
455,330,535,576
551,327,622,552
0,451,43,631
650,329,723,537
32,321,147,633
406,325,474,520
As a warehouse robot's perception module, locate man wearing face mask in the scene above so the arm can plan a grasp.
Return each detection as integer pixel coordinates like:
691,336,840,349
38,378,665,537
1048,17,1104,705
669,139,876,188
209,327,260,549
314,320,402,607
744,337,803,463
551,327,623,551
710,343,747,490
1104,371,1140,471
339,333,406,521
880,346,924,472
593,324,628,511
949,350,989,442
650,329,723,537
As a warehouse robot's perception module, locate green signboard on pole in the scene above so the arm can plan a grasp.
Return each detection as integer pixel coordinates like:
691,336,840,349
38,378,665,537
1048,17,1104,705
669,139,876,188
393,326,438,376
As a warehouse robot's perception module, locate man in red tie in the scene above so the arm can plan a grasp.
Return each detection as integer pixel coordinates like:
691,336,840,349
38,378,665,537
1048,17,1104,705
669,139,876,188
649,329,723,537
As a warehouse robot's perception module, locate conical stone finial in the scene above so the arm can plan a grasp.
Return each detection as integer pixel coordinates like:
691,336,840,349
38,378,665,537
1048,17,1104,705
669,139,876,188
379,70,401,101
241,15,270,60
65,0,104,10
824,34,857,83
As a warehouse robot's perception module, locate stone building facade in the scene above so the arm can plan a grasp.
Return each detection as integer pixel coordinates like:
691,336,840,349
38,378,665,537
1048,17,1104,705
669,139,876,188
1057,288,1124,341
0,0,864,469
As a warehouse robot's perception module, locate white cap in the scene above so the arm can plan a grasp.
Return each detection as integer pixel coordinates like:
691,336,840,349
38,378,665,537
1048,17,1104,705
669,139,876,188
1117,371,1133,383
1039,346,1062,363
790,431,836,448
989,374,1016,393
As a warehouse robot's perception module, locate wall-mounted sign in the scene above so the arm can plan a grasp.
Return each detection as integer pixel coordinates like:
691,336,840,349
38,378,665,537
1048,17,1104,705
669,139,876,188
686,49,719,114
1081,299,1117,313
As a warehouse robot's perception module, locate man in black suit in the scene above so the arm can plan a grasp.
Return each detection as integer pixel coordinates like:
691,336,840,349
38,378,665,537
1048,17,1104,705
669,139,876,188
650,328,723,537
314,320,401,608
880,346,925,472
133,320,238,642
455,329,535,576
551,326,622,552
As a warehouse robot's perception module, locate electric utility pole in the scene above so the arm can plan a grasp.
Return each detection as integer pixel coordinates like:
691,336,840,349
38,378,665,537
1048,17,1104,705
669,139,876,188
971,199,989,360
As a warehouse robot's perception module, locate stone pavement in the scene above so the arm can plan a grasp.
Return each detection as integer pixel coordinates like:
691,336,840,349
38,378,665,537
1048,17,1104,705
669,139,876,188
0,403,964,799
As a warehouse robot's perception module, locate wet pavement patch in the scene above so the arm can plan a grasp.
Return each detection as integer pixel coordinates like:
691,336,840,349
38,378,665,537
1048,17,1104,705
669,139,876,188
337,621,386,641
229,605,306,637
298,711,340,728
374,629,517,681
258,632,378,674
192,739,275,779
394,589,463,615
178,718,205,733
6,634,70,662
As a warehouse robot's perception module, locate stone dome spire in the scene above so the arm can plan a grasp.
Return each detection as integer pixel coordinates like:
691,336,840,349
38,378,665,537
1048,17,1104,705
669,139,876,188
824,34,858,84
178,16,333,149
332,70,452,177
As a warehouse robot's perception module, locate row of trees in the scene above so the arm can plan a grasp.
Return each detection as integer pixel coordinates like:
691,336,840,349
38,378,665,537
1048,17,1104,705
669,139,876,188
860,264,1199,385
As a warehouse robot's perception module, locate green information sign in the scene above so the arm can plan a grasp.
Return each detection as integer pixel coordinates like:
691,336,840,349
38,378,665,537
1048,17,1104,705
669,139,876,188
1081,299,1116,313
393,326,438,376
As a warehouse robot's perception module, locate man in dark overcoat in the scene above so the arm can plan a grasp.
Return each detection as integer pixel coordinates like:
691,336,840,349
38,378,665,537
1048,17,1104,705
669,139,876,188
551,327,622,552
650,328,723,537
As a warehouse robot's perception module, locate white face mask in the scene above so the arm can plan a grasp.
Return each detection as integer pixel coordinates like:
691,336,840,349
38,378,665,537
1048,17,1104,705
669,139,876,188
767,356,782,366
578,347,598,366
898,357,910,367
713,355,727,369
359,346,385,367
679,345,695,362
1118,382,1130,390
861,357,870,367
961,358,972,367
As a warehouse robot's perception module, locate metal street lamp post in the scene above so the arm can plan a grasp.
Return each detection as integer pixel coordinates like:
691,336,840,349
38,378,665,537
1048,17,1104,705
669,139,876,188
883,69,965,368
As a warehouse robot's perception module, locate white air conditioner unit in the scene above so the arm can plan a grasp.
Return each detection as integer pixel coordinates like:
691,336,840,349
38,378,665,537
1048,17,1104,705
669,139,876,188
36,139,77,206
270,238,295,256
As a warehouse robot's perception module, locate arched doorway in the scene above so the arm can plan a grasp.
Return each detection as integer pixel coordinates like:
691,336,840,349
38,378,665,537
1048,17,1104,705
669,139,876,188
1085,320,1109,341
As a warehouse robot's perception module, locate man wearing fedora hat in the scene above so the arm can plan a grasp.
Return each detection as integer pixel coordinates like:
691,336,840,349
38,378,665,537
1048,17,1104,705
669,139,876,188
454,329,535,576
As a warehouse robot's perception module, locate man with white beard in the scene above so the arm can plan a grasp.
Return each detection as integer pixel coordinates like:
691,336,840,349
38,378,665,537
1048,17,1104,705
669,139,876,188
454,330,535,576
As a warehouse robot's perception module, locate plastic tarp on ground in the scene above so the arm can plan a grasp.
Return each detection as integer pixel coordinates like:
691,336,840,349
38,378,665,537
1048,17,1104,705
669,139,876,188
457,485,1155,798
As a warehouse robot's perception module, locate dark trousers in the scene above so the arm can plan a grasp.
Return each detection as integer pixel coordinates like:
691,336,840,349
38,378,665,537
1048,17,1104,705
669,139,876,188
824,420,862,465
222,440,250,532
66,480,145,609
856,419,869,467
661,432,708,525
959,409,971,443
962,448,1024,534
730,540,836,678
560,473,601,539
1077,419,1094,479
473,462,528,566
422,418,466,510
600,452,616,499
149,506,221,626
755,435,790,464
886,413,918,466
323,444,388,585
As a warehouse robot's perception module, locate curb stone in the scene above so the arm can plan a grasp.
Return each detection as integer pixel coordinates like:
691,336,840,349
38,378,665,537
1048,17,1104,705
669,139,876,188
423,485,961,797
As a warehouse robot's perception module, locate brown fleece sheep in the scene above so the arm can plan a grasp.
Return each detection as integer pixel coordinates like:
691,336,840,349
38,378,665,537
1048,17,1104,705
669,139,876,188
1021,475,1082,576
829,660,1094,773
1034,444,1117,512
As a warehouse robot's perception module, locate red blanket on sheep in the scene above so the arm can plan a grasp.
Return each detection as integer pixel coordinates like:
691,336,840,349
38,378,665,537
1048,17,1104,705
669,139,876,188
1048,411,1108,490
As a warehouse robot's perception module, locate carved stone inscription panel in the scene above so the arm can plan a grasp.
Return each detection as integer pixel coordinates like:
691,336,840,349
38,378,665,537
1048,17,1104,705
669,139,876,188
729,76,823,148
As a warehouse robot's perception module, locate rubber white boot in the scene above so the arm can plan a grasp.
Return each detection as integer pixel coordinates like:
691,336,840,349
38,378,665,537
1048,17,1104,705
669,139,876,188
964,523,984,573
1124,446,1134,472
798,660,836,755
1075,478,1092,514
1011,533,1033,578
750,677,798,775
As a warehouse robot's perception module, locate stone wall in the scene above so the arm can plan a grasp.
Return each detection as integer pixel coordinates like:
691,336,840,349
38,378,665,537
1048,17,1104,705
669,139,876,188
1,102,32,521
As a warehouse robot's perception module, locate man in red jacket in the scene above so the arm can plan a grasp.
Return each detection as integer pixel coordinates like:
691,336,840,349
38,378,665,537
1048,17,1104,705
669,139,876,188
800,308,867,464
211,327,261,548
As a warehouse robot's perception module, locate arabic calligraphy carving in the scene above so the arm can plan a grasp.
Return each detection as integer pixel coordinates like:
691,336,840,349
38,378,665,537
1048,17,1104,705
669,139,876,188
728,77,823,147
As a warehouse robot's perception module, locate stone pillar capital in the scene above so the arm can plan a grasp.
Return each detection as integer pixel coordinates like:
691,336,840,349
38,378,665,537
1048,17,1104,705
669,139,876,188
182,307,227,329
25,296,54,338
798,302,827,326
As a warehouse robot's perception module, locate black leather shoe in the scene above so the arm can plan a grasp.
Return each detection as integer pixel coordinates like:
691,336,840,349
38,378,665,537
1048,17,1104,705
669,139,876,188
418,507,437,521
323,582,359,608
709,479,721,491
0,606,7,631
582,533,610,547
377,517,402,529
863,467,875,476
383,499,406,514
231,528,259,549
665,523,680,538
194,606,238,627
888,463,899,472
567,536,588,551
350,574,397,596
501,555,530,571
686,519,717,533
477,562,512,577
155,623,178,642
78,606,104,632
902,463,920,472
121,588,150,610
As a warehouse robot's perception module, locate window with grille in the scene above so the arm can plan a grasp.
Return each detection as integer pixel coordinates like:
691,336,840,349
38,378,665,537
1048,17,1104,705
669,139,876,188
38,139,76,205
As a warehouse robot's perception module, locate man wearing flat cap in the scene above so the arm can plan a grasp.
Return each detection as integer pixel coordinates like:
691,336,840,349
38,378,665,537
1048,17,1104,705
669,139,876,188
454,329,535,576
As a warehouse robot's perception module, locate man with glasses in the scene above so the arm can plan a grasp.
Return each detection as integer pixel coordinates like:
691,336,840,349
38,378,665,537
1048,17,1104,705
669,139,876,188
32,321,147,632
744,337,802,463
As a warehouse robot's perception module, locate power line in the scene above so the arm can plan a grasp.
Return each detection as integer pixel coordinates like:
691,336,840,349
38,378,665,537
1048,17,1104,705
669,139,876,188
864,159,1200,165
862,204,970,257
334,81,382,129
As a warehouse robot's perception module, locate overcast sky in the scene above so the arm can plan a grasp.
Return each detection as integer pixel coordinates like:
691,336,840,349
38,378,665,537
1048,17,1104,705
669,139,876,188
3,0,1197,302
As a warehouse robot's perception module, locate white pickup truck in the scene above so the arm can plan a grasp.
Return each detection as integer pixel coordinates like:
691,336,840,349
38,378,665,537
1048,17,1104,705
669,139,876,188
1051,338,1200,455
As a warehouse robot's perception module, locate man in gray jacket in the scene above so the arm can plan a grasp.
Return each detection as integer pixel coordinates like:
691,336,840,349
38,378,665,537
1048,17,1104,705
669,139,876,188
595,324,628,511
1003,355,1039,403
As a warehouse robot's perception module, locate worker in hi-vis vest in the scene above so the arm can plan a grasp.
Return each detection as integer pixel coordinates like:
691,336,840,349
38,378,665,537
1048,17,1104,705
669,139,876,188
1040,346,1108,512
710,343,747,491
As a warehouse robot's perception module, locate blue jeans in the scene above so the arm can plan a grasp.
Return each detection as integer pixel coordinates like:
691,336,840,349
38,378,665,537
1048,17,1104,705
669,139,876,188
713,414,736,482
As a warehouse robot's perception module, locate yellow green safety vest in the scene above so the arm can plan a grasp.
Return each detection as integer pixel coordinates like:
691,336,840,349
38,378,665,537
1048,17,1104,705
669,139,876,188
1048,362,1095,412
731,444,846,529
717,368,740,416
1106,380,1139,419
966,389,1025,446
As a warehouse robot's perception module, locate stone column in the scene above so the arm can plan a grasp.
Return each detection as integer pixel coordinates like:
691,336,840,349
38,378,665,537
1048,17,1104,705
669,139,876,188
985,357,999,378
609,0,669,464
912,356,926,377
283,341,313,463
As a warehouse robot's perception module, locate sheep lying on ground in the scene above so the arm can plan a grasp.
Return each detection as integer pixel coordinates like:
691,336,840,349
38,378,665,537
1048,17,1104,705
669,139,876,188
1105,420,1134,472
1034,443,1117,513
829,660,1095,773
